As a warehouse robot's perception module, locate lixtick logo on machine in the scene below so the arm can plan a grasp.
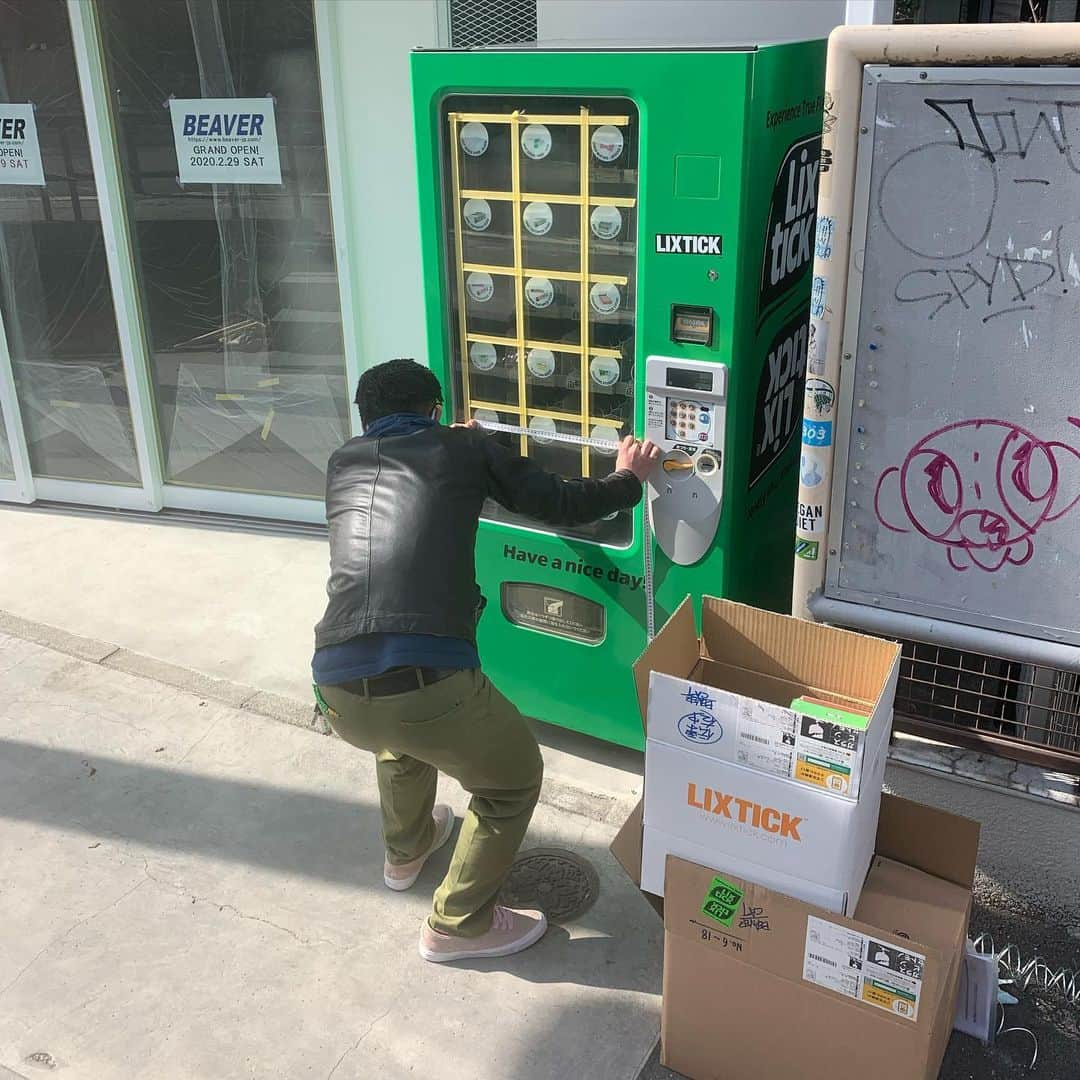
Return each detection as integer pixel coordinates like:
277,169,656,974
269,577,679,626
748,305,808,489
687,783,803,841
758,131,822,320
655,233,722,255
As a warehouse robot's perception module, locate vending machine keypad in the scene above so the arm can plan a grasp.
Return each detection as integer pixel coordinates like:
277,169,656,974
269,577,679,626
666,400,715,446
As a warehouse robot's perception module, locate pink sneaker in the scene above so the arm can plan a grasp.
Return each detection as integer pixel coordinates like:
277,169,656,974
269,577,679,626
418,905,548,963
383,804,455,891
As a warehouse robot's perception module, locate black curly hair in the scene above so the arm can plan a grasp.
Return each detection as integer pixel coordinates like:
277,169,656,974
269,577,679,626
354,358,443,428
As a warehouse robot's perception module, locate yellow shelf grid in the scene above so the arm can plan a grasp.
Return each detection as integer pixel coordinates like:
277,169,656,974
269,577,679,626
448,106,637,475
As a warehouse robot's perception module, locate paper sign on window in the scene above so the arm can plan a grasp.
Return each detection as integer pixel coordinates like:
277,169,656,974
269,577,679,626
0,105,45,186
169,97,282,185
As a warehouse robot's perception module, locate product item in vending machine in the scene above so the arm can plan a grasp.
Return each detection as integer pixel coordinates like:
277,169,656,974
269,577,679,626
525,276,556,310
463,198,492,231
459,121,489,156
523,201,554,236
526,348,556,379
470,342,498,371
590,204,623,240
589,281,621,315
591,125,624,162
590,356,621,387
466,272,495,303
521,123,552,160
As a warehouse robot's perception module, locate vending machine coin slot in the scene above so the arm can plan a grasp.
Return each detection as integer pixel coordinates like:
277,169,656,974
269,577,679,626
644,355,727,565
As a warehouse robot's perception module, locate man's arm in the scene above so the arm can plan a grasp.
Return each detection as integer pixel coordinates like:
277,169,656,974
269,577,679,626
478,430,660,526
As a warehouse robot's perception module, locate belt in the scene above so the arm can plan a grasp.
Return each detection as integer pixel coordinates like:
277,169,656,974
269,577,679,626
340,666,459,699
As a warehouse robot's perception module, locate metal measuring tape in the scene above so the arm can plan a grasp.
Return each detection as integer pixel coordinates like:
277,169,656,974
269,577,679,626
474,419,658,640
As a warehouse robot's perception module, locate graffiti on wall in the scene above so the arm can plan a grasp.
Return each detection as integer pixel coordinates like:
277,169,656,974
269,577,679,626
874,418,1080,572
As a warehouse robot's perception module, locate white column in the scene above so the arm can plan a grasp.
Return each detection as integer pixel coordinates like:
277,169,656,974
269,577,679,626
844,0,896,23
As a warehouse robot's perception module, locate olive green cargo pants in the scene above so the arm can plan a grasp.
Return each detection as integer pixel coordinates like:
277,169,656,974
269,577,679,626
318,669,544,937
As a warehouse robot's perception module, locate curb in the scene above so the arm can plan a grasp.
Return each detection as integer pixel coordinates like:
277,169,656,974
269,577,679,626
0,608,326,732
6,608,1070,820
0,608,634,826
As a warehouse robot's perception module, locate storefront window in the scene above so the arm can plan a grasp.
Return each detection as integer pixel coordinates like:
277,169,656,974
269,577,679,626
0,407,14,479
99,0,348,499
441,95,639,546
0,0,140,486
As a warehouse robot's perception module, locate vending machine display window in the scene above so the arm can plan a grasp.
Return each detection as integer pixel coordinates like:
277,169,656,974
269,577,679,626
441,95,639,546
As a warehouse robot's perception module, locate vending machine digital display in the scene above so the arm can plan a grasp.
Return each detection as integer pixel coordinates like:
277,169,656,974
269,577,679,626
412,43,826,748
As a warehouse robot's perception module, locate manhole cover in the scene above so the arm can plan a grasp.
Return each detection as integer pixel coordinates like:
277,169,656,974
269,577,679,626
499,847,600,923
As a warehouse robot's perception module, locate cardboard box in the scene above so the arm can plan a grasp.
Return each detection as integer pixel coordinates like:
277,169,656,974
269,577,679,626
610,794,980,1080
636,598,901,912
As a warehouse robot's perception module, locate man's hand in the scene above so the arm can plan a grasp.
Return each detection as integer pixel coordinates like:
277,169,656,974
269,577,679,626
616,436,661,483
451,419,480,430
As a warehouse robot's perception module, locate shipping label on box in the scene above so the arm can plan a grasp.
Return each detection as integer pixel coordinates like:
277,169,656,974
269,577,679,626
804,915,926,1022
649,674,873,799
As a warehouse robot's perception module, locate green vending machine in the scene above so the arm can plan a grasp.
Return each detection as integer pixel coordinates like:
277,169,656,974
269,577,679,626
411,42,826,749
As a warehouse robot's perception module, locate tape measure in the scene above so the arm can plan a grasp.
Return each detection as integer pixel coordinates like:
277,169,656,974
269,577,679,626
475,419,657,639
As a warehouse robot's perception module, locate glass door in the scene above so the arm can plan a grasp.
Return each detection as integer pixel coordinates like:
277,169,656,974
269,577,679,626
97,0,349,521
0,380,32,502
0,0,157,510
441,95,639,546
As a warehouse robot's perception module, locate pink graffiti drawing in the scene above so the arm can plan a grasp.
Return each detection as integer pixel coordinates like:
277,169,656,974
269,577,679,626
874,418,1080,572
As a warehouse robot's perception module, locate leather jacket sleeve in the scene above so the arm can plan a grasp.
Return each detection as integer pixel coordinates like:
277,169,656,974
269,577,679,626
477,431,644,525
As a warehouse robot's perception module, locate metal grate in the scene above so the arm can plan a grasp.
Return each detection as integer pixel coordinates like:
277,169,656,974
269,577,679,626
893,640,1080,770
449,0,537,48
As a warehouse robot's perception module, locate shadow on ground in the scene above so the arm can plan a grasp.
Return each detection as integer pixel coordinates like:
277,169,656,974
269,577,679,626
0,736,661,1002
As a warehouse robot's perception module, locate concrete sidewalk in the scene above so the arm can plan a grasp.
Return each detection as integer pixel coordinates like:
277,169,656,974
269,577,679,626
0,631,662,1080
2,504,1078,923
2,505,1079,1078
0,506,646,810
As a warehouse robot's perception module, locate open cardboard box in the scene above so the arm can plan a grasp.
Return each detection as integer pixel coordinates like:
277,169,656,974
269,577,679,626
610,794,980,1080
614,597,980,1079
635,598,901,912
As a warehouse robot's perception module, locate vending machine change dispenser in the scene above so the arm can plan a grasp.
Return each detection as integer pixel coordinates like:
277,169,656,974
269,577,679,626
412,42,826,747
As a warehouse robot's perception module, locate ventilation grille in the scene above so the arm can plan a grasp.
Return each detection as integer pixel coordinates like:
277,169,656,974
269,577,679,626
449,0,537,48
893,639,1080,763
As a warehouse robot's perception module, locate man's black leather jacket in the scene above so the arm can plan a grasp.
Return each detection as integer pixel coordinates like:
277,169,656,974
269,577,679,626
314,425,642,649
